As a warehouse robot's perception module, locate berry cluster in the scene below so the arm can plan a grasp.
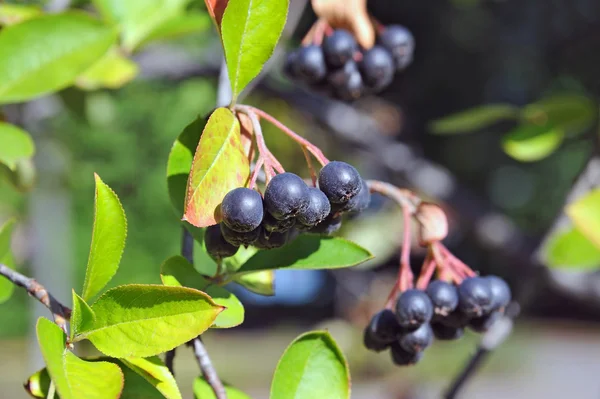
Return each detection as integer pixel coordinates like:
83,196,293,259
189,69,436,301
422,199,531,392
204,161,370,258
285,25,414,101
364,276,511,365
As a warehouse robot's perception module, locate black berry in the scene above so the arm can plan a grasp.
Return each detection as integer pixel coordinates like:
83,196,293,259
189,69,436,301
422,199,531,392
262,212,296,233
426,280,459,316
395,289,434,328
458,277,494,317
390,342,423,366
366,309,402,345
431,322,464,341
327,61,359,88
254,228,289,249
486,275,511,311
284,50,299,79
220,223,260,246
264,173,310,220
378,25,415,71
359,46,395,91
322,29,357,67
363,329,389,352
334,70,364,101
204,225,238,258
469,311,501,333
436,309,470,329
318,161,362,204
399,323,433,353
309,213,342,235
221,187,264,232
294,45,327,84
298,187,331,227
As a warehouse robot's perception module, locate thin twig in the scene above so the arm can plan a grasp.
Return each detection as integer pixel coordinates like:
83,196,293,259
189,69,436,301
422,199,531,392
399,203,414,291
0,264,71,334
192,337,227,399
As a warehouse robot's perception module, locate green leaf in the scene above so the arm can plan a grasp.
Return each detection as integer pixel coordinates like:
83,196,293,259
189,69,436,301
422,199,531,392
92,0,191,51
72,284,224,357
270,331,350,399
122,357,181,399
0,157,36,192
81,173,127,302
183,107,249,227
236,235,373,274
566,189,600,249
0,218,16,304
501,123,564,162
140,12,211,46
0,122,34,170
0,4,42,26
429,104,519,135
76,49,139,90
194,377,251,399
160,255,244,328
544,228,600,270
0,12,117,104
36,317,124,399
70,290,96,339
233,270,275,296
522,94,596,137
221,0,288,100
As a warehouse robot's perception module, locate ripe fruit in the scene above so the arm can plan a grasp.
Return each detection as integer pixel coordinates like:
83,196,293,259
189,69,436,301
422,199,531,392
220,223,260,246
204,225,238,258
359,46,395,90
366,309,402,345
431,322,464,340
297,187,331,227
458,277,493,317
390,342,423,366
254,228,290,249
294,45,327,84
309,213,342,235
378,25,415,71
426,280,459,316
399,323,433,353
322,29,357,67
469,311,501,333
284,50,299,79
264,173,310,220
221,187,264,232
344,179,371,214
262,213,296,233
395,289,434,328
318,161,362,204
335,70,364,101
327,61,359,88
486,275,511,311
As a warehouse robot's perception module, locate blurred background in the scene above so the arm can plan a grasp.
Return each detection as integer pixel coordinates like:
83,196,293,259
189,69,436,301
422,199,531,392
2,0,600,398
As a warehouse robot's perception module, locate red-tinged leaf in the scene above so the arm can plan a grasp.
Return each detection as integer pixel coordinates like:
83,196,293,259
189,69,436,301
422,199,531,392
183,107,249,227
205,0,229,29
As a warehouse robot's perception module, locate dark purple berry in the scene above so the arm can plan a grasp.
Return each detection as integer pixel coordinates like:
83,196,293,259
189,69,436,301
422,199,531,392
436,309,470,329
359,46,394,91
366,309,402,344
294,45,327,84
221,187,264,232
334,70,364,101
220,223,260,246
485,275,511,311
309,213,342,235
469,311,502,333
378,25,415,71
262,212,296,233
204,225,238,258
318,161,362,204
390,342,423,366
333,179,370,214
284,50,299,79
254,228,289,249
426,280,459,316
327,61,359,88
458,277,494,317
298,188,331,227
431,322,464,340
264,173,310,220
395,289,434,328
399,323,433,353
364,329,389,352
322,29,357,67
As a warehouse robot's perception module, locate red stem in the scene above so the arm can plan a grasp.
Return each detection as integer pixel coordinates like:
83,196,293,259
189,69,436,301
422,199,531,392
302,146,317,186
248,158,264,189
416,252,436,290
439,244,476,278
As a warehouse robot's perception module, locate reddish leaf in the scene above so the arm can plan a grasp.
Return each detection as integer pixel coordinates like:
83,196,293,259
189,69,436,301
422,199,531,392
183,107,249,227
205,0,229,28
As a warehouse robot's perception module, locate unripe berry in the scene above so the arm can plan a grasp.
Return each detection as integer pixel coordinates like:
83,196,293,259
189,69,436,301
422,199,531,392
415,202,448,245
221,187,264,232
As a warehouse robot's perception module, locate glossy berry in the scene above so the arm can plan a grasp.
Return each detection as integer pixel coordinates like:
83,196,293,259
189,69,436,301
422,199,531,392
399,323,433,353
284,50,299,79
363,329,389,352
318,161,362,204
221,187,264,232
345,179,371,213
486,275,511,311
458,277,494,317
469,311,501,333
335,70,364,101
431,322,464,341
309,213,342,235
264,173,310,220
298,187,331,227
322,29,357,67
262,212,296,233
437,309,470,329
220,223,260,246
366,309,402,344
378,25,415,71
327,61,359,88
395,289,434,328
254,228,289,249
426,280,459,316
204,225,238,258
390,342,423,366
294,45,327,84
359,46,395,91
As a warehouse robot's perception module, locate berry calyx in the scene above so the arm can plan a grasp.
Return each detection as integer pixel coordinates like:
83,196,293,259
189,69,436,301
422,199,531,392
318,161,362,204
322,29,357,67
297,187,331,227
221,187,264,232
359,46,395,91
220,223,260,246
204,225,238,259
399,323,433,353
294,45,327,84
378,25,415,71
426,280,459,316
395,289,434,328
264,173,310,220
457,277,494,317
